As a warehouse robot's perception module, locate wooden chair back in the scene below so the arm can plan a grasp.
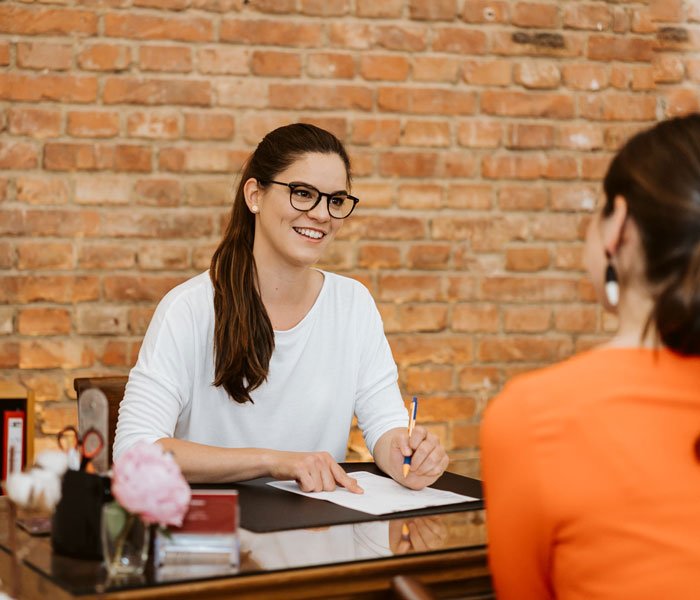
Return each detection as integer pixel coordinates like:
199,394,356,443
73,376,128,466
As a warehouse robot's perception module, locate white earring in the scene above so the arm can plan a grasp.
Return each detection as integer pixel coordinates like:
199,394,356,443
251,205,259,214
604,250,619,307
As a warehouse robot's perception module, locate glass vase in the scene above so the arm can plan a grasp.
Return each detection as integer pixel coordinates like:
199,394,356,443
101,501,150,576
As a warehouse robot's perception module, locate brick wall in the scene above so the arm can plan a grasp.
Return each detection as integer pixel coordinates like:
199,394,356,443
1,0,698,474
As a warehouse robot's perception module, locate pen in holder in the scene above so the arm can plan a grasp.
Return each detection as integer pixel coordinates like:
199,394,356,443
51,469,112,560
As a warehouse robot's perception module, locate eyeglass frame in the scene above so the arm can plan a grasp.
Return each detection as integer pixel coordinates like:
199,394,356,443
259,180,360,219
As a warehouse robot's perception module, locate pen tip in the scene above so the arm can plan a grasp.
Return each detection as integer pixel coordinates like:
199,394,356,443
402,464,410,478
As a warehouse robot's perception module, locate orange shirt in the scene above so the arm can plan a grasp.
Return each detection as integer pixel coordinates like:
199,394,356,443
481,347,700,600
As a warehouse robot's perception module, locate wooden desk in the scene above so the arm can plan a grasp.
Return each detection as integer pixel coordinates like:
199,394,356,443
0,503,491,599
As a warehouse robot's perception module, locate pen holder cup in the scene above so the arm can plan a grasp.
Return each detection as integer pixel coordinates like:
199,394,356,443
51,469,112,560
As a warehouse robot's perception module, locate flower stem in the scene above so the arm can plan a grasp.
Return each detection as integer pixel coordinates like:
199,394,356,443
112,513,136,569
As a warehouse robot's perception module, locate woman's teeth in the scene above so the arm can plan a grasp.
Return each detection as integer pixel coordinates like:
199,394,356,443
294,227,324,239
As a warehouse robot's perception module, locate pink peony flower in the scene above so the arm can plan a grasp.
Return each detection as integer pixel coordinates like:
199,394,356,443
111,442,191,527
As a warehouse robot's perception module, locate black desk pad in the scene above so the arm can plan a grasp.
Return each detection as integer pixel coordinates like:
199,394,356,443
193,463,483,533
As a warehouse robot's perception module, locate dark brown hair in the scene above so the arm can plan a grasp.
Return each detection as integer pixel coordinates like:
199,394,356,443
209,123,352,403
603,113,700,356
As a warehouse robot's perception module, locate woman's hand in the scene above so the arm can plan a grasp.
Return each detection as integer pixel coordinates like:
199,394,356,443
373,426,449,490
267,450,363,494
389,516,447,555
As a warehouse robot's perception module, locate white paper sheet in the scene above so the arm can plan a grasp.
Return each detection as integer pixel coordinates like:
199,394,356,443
267,471,478,516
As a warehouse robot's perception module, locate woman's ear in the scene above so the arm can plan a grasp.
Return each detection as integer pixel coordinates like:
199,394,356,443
243,178,261,214
602,195,628,256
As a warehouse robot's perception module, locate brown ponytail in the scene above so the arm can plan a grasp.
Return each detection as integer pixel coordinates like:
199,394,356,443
209,123,351,403
603,114,700,356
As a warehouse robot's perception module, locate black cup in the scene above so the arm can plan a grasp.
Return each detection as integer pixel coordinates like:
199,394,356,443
51,470,112,560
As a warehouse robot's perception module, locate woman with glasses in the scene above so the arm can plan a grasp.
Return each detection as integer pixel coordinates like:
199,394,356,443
115,123,448,491
481,114,700,599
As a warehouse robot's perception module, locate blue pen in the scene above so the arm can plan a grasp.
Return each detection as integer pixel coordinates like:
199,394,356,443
402,397,418,478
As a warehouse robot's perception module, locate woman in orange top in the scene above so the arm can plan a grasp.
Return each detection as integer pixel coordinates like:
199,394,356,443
481,114,700,600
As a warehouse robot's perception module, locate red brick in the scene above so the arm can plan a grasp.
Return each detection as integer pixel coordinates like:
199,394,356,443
0,141,38,169
582,155,613,180
0,42,9,66
1,209,99,238
328,23,372,50
653,55,685,83
478,336,573,362
358,245,401,269
379,151,439,178
434,215,527,251
76,306,129,335
79,244,135,269
75,176,131,205
461,0,509,23
579,93,656,121
182,179,229,206
390,336,473,366
433,28,487,54
183,113,235,140
481,276,580,302
410,0,456,21
550,184,599,211
506,124,554,149
515,62,561,89
18,308,71,335
139,45,192,73
126,111,180,139
67,111,120,138
404,366,453,394
105,14,214,41
0,343,19,368
0,73,98,103
457,121,502,148
457,365,501,391
453,304,499,332
630,66,655,91
557,124,604,151
481,90,574,118
16,178,69,205
360,55,410,81
103,77,211,106
554,244,585,271
17,42,72,70
39,403,79,435
8,108,61,139
220,19,321,47
270,83,372,111
356,0,403,18
491,31,585,58
20,340,94,370
504,306,551,332
104,276,185,301
385,304,449,333
505,246,550,272
159,147,247,173
446,184,492,209
377,275,444,302
138,244,189,270
378,87,477,115
300,0,350,16
351,119,401,146
587,35,654,62
11,275,100,304
544,156,578,181
406,244,451,269
462,60,512,86
650,0,683,22
307,53,355,79
136,179,182,207
452,423,479,449
251,51,301,77
397,184,442,209
487,191,533,222
663,88,700,118
77,44,131,71
482,154,545,180
441,152,479,178
562,3,613,31
99,211,213,239
512,2,559,28
0,243,12,270
100,341,133,368
374,25,429,52
338,215,425,241
555,306,598,333
413,56,460,82
562,63,609,91
134,0,198,8
17,242,73,270
0,6,98,35
401,121,451,147
198,47,250,75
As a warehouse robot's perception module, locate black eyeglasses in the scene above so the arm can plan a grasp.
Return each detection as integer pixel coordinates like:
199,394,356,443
262,180,359,219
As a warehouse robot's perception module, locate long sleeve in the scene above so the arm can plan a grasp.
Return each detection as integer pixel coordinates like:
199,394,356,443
480,384,555,600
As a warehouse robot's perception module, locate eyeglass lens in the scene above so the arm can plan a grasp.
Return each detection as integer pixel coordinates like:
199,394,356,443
289,184,355,218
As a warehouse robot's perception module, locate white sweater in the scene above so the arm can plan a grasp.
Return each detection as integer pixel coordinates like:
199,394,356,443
114,271,407,462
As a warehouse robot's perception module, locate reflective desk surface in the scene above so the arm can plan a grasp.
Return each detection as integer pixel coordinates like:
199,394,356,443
0,499,490,599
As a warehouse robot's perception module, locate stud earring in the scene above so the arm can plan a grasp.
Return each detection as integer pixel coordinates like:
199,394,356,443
251,205,259,214
604,250,619,307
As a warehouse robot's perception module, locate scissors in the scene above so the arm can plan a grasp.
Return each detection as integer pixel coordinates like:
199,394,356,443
56,426,105,474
